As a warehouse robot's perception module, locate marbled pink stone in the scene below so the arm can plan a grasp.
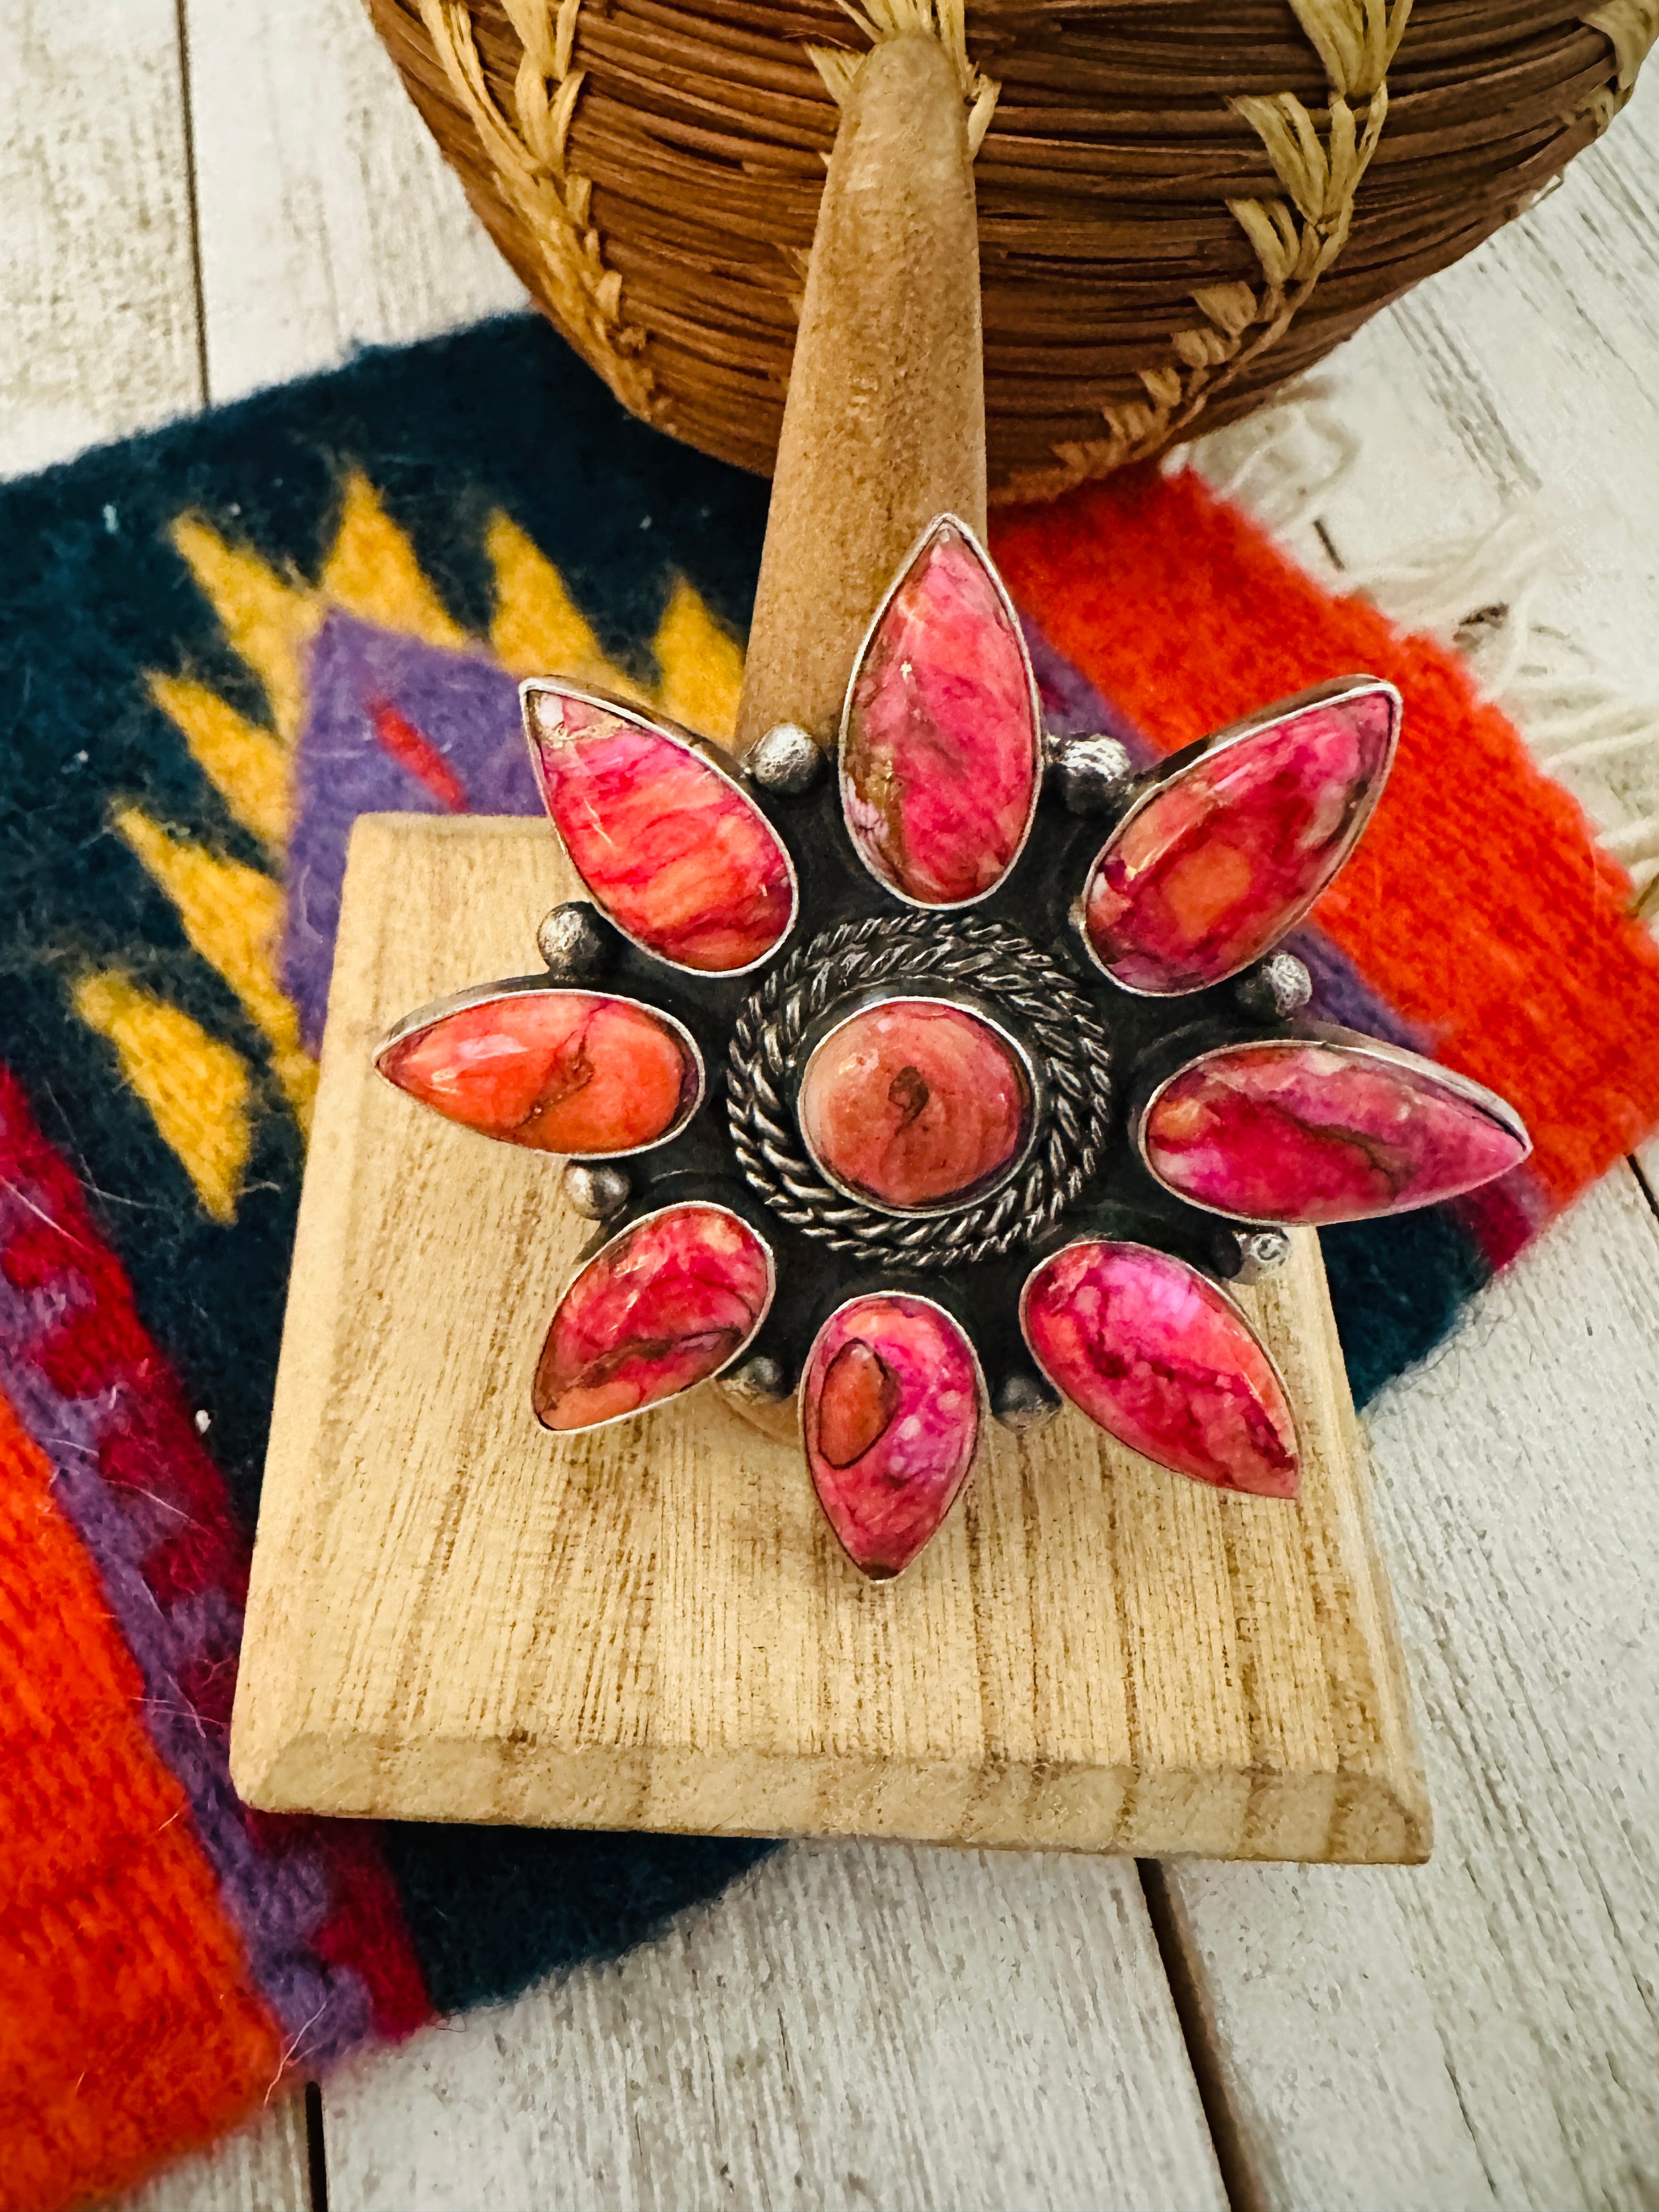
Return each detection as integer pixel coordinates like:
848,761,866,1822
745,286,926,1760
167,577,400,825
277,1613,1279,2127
841,520,1040,906
379,990,698,1154
1084,689,1397,993
802,1294,982,1578
525,691,795,971
1021,1240,1299,1497
533,1203,774,1432
1143,1039,1529,1225
797,998,1030,1211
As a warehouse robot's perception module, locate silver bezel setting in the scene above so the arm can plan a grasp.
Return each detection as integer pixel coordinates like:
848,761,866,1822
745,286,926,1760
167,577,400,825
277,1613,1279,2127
800,1288,988,1582
1074,675,1403,998
791,985,1042,1221
727,913,1114,1269
836,513,1045,913
1131,1024,1533,1227
521,678,801,980
534,1200,779,1438
1017,1234,1297,1454
375,974,707,1161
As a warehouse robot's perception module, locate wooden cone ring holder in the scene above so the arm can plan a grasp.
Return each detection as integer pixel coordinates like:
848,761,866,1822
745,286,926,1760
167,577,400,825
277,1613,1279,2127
232,35,1431,1863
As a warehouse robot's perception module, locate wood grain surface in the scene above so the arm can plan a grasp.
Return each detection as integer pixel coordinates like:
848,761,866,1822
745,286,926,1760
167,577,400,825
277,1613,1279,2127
324,1842,1228,2212
183,0,521,403
119,2098,310,2212
1155,120,1659,2209
736,32,987,749
0,0,202,476
232,814,1425,1864
4,0,1654,2205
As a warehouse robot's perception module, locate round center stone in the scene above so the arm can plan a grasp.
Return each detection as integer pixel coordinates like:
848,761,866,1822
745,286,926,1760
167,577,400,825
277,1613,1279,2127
796,996,1033,1212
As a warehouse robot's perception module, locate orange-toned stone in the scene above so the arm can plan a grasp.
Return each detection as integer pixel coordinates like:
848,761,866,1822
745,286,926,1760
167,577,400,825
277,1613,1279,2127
379,991,699,1155
816,1339,902,1469
1084,689,1396,995
797,997,1030,1211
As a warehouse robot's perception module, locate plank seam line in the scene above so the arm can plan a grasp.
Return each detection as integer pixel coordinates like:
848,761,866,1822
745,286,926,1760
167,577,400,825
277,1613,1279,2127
1136,1860,1268,2212
305,2079,330,2212
171,0,211,405
1629,1151,1659,1226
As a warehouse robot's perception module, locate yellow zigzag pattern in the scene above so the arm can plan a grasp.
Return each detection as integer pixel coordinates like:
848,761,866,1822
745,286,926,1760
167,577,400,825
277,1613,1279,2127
73,975,253,1225
145,675,289,853
112,807,317,1135
85,473,747,1223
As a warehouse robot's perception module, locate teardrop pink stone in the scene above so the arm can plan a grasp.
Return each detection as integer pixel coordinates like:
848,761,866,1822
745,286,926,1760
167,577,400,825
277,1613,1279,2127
379,991,699,1154
1084,689,1396,993
1143,1040,1529,1225
526,691,795,972
534,1204,774,1432
1021,1240,1299,1497
803,1295,981,1578
841,521,1040,906
797,998,1030,1211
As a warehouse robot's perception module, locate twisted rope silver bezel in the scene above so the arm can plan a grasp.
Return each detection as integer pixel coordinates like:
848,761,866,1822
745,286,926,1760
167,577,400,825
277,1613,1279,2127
727,915,1115,1267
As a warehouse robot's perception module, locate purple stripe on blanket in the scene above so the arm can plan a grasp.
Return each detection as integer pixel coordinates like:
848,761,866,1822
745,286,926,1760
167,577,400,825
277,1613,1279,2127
0,1178,374,2069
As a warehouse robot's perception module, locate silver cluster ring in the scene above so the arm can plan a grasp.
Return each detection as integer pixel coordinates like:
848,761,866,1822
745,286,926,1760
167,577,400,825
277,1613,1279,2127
727,915,1114,1267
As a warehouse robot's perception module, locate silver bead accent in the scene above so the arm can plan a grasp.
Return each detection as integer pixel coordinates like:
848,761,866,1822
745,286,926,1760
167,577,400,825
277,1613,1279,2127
537,901,611,980
1232,1227,1292,1283
562,1162,631,1219
992,1371,1062,1435
1045,731,1135,816
743,722,824,795
724,1352,792,1404
1233,951,1312,1022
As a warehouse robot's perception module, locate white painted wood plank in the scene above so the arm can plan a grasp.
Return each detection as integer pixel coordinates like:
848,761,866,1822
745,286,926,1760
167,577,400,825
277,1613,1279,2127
0,0,202,476
322,1842,1227,2212
1318,100,1659,707
117,2096,311,2212
1164,74,1659,2208
1165,1166,1659,2211
183,0,524,404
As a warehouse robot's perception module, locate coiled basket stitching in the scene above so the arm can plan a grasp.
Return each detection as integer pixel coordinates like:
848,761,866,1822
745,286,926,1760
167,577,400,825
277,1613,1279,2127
371,0,1651,499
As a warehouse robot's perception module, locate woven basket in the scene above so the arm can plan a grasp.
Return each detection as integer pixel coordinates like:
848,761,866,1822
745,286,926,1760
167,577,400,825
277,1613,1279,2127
371,1,1648,499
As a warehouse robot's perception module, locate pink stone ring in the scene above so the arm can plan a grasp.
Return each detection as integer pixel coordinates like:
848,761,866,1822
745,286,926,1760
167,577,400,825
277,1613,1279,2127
377,515,1530,1579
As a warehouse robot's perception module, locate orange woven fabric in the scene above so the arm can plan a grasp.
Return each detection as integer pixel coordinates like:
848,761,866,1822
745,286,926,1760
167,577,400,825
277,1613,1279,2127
994,467,1659,1213
0,1385,283,2211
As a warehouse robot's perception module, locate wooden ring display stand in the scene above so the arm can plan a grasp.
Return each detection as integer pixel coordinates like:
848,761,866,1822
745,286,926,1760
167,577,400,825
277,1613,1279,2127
231,31,1429,1864
366,0,1647,499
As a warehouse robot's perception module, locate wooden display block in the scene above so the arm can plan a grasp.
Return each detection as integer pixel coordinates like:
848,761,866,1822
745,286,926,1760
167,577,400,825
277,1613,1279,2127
230,814,1430,1863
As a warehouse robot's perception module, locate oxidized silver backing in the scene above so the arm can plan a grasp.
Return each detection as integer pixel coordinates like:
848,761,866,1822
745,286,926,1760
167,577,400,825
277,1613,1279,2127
727,913,1114,1268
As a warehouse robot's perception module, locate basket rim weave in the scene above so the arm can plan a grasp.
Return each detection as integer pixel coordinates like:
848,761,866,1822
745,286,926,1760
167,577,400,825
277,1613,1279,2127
370,0,1644,496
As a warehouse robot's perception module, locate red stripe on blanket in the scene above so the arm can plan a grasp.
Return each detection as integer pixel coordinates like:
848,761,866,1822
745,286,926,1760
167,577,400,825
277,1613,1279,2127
0,1067,433,2057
